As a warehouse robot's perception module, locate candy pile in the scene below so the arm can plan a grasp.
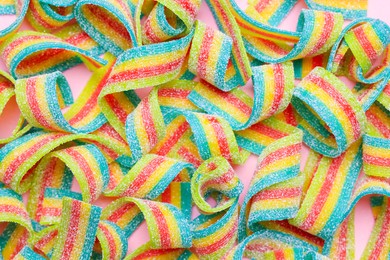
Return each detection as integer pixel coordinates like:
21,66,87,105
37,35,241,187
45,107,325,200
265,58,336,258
0,0,389,259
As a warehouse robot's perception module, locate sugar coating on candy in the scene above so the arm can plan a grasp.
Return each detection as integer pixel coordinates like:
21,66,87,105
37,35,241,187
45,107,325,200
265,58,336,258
0,0,390,258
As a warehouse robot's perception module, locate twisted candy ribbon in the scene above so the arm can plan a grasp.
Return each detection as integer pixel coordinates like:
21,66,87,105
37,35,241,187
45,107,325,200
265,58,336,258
292,67,366,157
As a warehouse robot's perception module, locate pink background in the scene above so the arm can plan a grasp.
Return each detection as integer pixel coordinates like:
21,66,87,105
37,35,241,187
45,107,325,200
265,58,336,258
0,0,389,258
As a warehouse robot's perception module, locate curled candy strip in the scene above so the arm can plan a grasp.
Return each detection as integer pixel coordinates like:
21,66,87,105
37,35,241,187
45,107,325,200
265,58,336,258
101,197,192,248
74,0,138,56
15,68,110,134
189,62,294,130
51,198,101,260
292,67,366,157
289,141,362,239
191,157,242,214
0,30,106,79
238,127,303,240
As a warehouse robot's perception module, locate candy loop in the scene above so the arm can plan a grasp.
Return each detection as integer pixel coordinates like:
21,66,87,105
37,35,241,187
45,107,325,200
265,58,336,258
74,0,138,56
15,67,110,134
101,198,192,249
189,62,294,130
0,30,107,79
104,154,194,199
13,246,46,260
289,141,362,239
191,157,242,214
292,67,366,157
238,127,302,240
363,135,390,178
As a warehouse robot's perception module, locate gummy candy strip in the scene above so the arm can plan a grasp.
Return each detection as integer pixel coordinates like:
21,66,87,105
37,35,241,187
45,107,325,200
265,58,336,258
188,62,294,130
0,0,29,42
327,18,390,85
304,0,367,20
360,197,390,260
15,67,111,134
0,30,107,79
99,29,194,138
205,0,252,89
353,79,390,112
13,246,46,260
51,198,101,260
39,188,82,225
125,89,166,165
226,0,343,63
224,230,324,259
0,130,127,193
26,0,76,32
43,144,109,202
142,3,186,44
191,157,242,214
104,154,194,199
247,173,304,230
363,135,390,178
101,198,192,248
74,0,139,56
192,200,240,259
238,128,303,240
94,220,128,260
246,0,298,27
0,70,30,145
289,141,362,239
323,213,355,259
291,67,366,157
